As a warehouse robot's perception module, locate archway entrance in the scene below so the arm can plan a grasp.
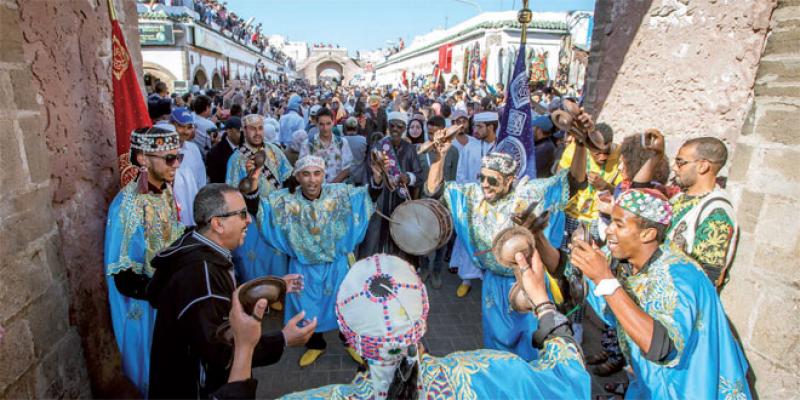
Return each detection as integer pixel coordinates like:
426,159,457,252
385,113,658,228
193,69,208,89
212,73,223,90
316,61,344,85
143,63,176,93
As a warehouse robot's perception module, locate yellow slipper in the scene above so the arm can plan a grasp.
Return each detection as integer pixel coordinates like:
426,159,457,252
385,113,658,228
299,349,325,367
456,283,471,298
345,346,364,365
270,300,283,311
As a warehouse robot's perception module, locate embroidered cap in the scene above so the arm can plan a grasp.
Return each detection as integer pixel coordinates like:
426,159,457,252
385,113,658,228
481,152,518,177
294,155,325,175
336,254,429,362
242,114,264,128
615,189,673,226
473,111,499,123
130,126,180,153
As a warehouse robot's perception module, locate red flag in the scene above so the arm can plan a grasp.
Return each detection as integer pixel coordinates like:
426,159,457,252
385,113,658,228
109,0,151,185
438,43,453,73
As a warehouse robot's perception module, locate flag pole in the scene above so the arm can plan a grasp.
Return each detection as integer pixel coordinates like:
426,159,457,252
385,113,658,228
518,0,532,47
107,0,117,21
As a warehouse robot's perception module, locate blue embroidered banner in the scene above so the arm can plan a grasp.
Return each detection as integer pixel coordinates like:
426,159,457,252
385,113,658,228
496,43,536,179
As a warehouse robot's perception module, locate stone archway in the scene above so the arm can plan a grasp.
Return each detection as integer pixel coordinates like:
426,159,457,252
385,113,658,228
212,72,223,89
193,67,208,89
142,61,176,93
297,49,361,85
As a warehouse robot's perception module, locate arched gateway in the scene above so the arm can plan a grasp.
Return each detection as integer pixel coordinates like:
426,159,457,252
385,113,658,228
297,48,361,85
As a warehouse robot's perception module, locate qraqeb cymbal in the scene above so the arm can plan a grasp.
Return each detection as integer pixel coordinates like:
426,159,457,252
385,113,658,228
215,276,286,345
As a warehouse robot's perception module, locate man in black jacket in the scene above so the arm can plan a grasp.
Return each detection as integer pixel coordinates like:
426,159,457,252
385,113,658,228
206,116,242,183
146,183,315,399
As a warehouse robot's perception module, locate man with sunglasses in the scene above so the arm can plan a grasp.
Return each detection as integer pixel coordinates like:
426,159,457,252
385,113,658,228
425,143,570,361
633,136,738,290
358,111,423,264
104,127,186,395
242,155,375,368
225,114,293,290
146,184,312,399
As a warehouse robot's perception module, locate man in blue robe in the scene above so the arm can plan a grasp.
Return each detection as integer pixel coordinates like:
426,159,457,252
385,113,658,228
425,145,569,361
226,114,292,306
210,254,591,400
537,188,751,399
104,126,185,395
242,155,374,367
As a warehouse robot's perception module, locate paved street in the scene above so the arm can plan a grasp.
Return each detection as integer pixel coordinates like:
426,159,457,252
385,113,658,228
254,267,626,399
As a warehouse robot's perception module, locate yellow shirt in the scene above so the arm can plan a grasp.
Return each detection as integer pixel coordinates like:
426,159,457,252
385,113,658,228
558,141,623,221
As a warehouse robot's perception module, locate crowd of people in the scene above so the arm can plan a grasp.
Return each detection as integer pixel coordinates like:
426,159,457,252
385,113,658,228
105,73,750,399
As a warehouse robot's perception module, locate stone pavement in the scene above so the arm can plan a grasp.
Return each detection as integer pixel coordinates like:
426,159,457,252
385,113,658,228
254,267,626,399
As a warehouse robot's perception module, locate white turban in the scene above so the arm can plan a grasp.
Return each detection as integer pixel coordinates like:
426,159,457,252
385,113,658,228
473,111,499,123
387,111,409,125
289,129,307,152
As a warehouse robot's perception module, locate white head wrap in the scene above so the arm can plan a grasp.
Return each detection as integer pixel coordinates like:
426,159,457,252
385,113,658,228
289,129,308,152
473,111,499,123
294,155,325,174
387,111,409,125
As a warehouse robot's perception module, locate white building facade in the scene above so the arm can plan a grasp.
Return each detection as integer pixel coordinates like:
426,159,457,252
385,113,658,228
137,4,296,94
374,11,592,90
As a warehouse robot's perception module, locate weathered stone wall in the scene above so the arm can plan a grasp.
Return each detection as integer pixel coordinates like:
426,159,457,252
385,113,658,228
586,0,800,397
0,0,92,397
585,0,776,156
1,0,144,397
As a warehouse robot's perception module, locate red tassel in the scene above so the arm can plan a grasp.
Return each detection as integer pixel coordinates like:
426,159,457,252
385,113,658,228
137,166,149,194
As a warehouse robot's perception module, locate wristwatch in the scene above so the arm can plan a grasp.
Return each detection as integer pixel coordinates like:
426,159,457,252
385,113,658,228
593,278,622,297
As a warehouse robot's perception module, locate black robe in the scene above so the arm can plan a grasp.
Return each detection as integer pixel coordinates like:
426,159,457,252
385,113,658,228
358,137,422,265
146,231,285,399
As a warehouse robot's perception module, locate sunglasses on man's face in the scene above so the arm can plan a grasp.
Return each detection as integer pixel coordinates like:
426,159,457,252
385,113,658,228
477,173,500,186
210,207,248,222
146,153,184,166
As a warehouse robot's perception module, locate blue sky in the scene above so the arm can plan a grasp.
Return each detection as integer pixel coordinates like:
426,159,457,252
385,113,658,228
228,0,596,52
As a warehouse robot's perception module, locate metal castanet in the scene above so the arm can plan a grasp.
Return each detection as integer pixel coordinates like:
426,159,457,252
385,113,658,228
215,276,286,344
238,150,267,194
551,102,608,153
416,124,462,155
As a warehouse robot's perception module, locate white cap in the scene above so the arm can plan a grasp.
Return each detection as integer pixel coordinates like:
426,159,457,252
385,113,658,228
473,111,499,123
387,111,409,124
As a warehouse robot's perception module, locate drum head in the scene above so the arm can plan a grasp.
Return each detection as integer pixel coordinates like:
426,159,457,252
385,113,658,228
390,201,446,256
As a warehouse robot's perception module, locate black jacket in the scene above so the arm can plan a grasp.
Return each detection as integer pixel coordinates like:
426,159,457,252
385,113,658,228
206,135,237,183
146,231,285,399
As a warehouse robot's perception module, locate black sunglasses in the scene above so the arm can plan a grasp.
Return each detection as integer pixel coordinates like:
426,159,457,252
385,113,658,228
477,173,500,186
146,153,184,166
210,207,248,222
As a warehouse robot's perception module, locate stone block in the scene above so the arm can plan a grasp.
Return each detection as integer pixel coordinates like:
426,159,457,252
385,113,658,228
736,189,764,234
754,84,800,98
0,205,55,261
9,69,39,111
749,286,800,370
720,276,759,342
1,367,35,399
756,60,800,85
754,194,800,253
763,148,800,184
26,283,69,358
764,26,800,55
754,243,800,284
0,119,27,190
34,330,91,399
747,350,800,399
0,319,35,393
0,5,23,46
0,246,52,322
727,143,753,183
755,104,800,145
17,117,50,184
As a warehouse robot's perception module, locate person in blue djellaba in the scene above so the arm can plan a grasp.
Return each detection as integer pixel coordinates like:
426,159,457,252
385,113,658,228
211,253,591,400
104,126,185,395
241,154,375,368
535,188,752,399
225,114,292,305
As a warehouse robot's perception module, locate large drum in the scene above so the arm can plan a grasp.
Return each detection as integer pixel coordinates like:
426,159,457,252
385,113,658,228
389,199,453,256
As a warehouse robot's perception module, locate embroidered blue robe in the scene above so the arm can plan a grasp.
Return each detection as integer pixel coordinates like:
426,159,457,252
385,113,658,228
225,143,292,282
585,245,751,399
104,182,184,395
442,170,569,360
279,337,590,399
258,184,374,332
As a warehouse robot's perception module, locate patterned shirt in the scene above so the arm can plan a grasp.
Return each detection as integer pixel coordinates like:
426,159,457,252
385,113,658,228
300,134,353,183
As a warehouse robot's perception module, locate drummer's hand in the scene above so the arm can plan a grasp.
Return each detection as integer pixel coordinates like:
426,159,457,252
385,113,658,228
281,274,304,293
514,251,549,306
229,287,265,349
369,157,383,185
283,311,317,347
398,173,410,185
576,111,595,134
